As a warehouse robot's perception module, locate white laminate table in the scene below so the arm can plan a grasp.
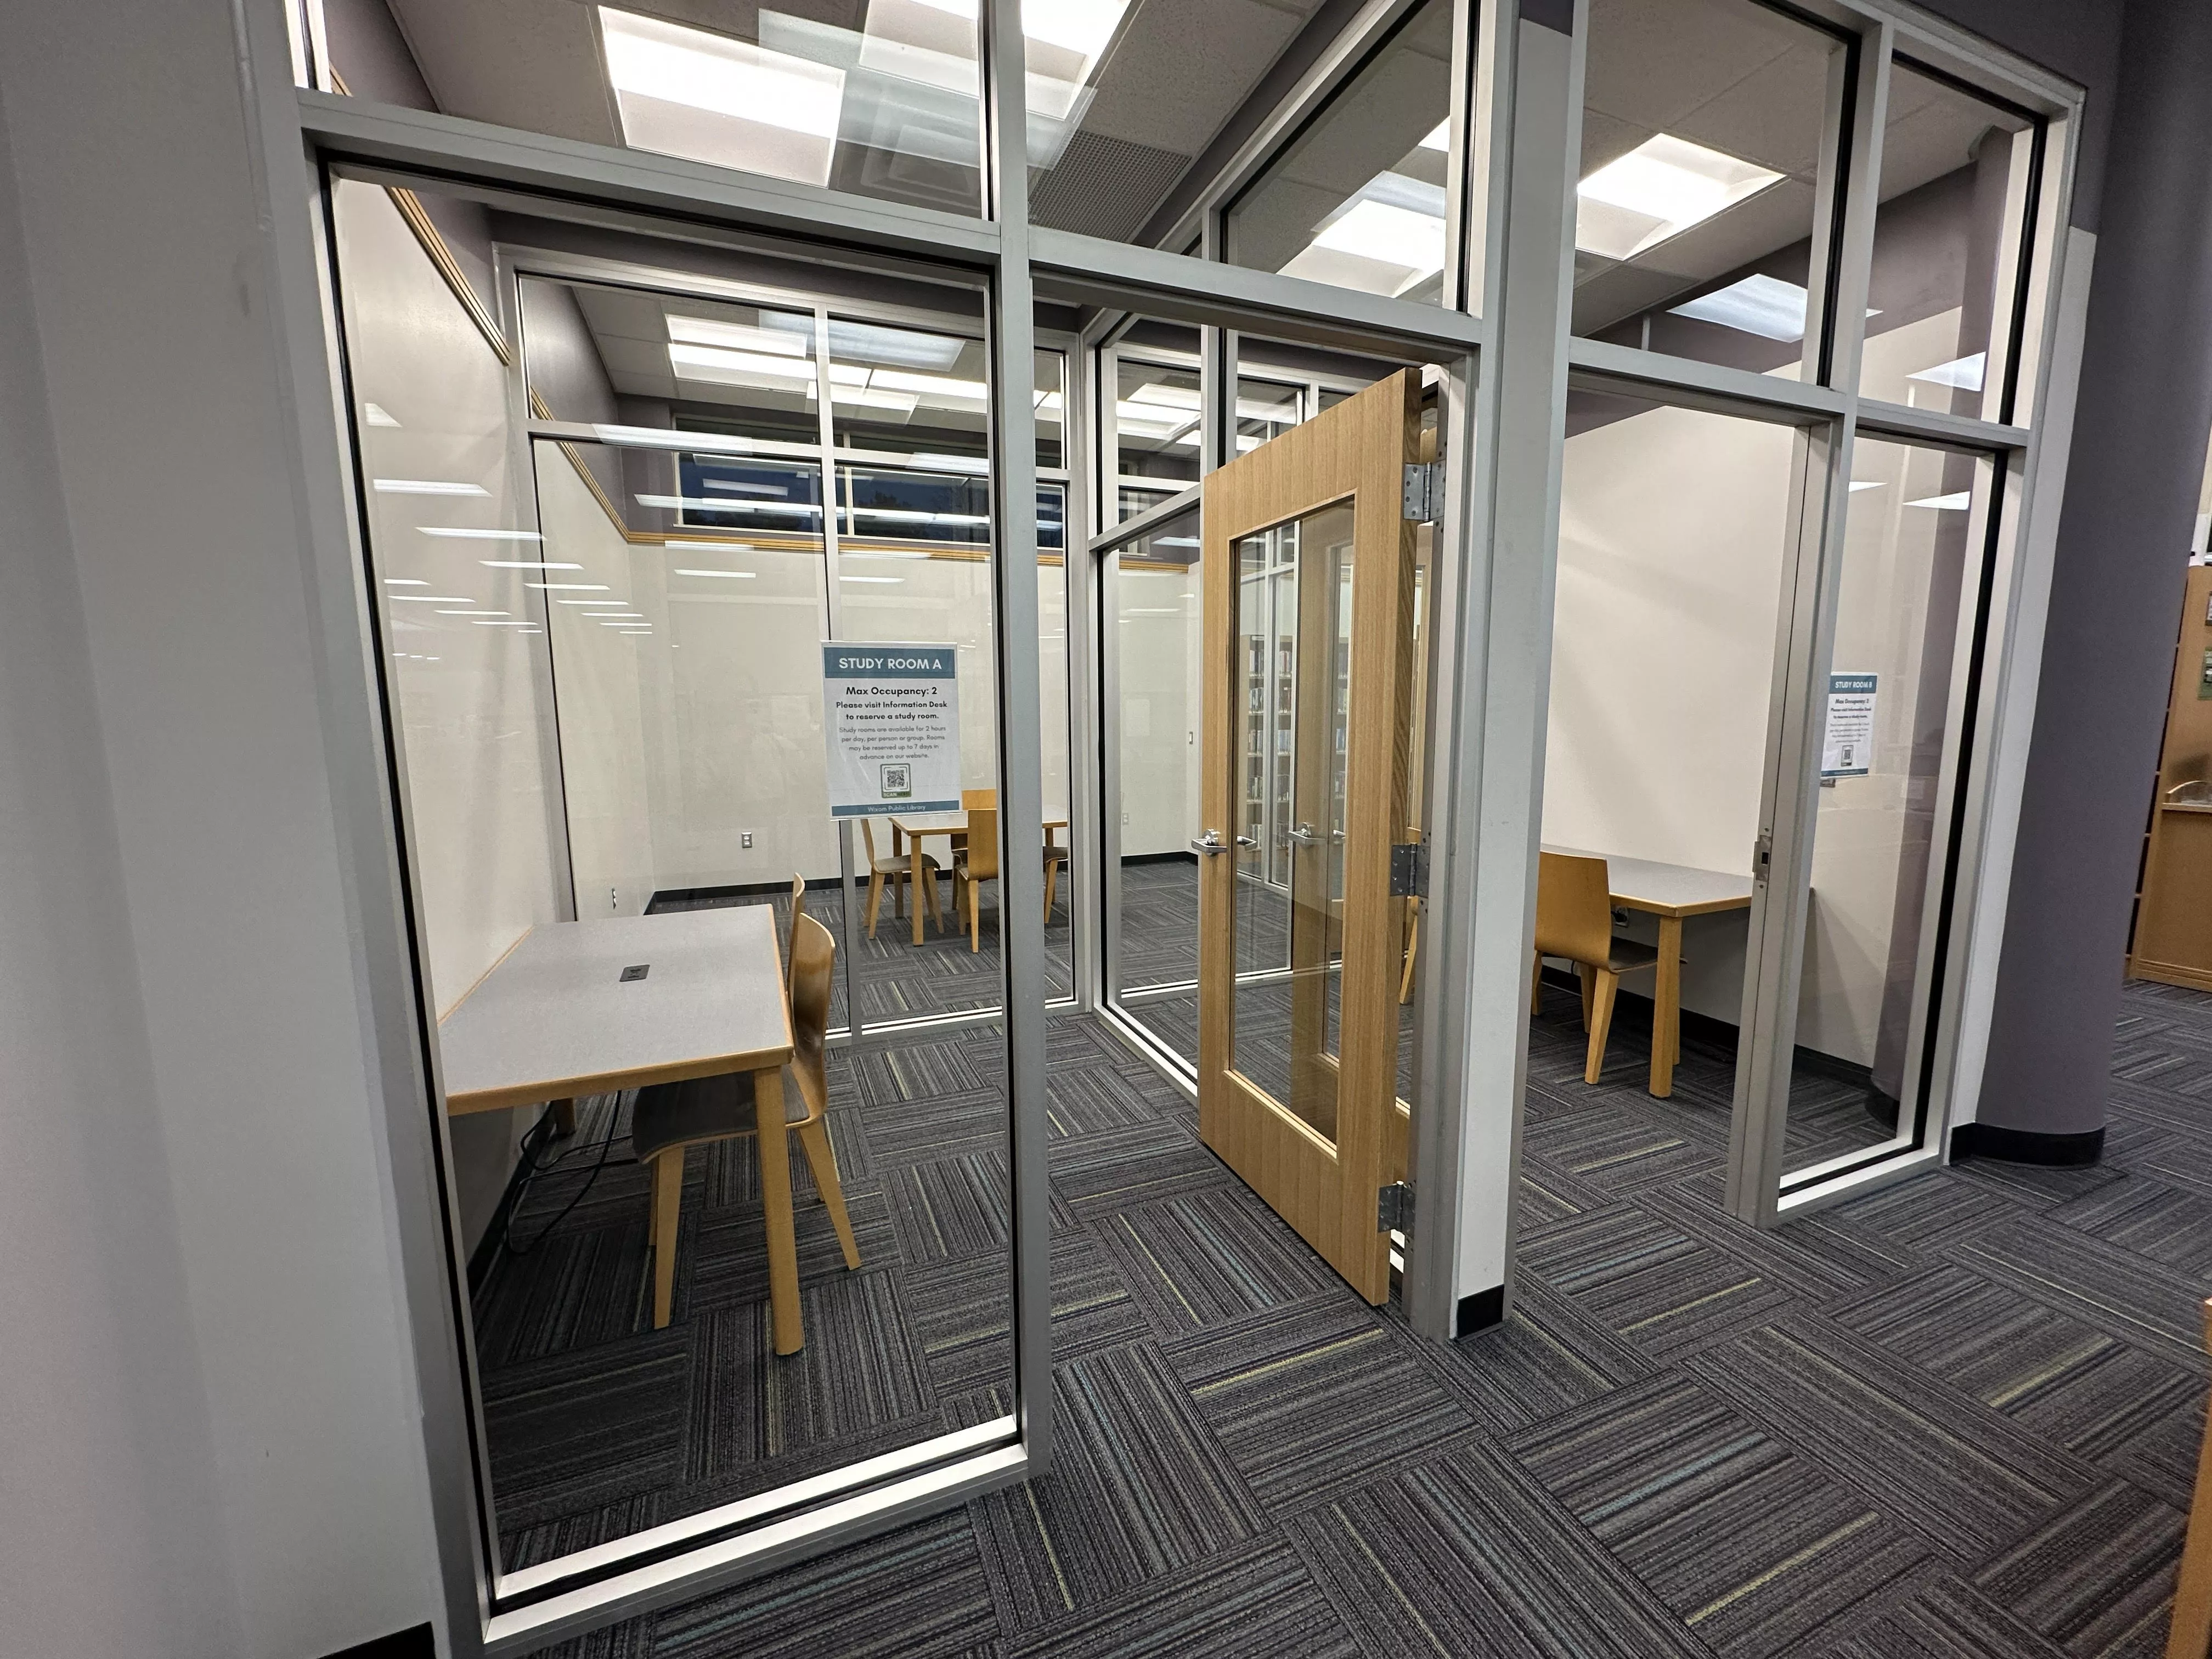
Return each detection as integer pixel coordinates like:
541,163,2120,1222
1542,845,1754,1098
437,908,806,1351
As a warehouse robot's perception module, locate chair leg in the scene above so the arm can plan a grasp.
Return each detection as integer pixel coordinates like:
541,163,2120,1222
968,878,981,952
1042,858,1059,924
651,1148,683,1329
1531,950,1543,1013
1584,969,1619,1085
1578,962,1595,1032
795,1117,861,1271
865,870,883,938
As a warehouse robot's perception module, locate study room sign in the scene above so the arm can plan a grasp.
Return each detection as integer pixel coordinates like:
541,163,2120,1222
821,644,961,816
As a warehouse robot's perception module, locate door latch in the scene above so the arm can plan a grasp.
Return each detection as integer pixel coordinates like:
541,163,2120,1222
1390,839,1427,898
1378,1181,1415,1233
1402,461,1444,523
1753,831,1774,883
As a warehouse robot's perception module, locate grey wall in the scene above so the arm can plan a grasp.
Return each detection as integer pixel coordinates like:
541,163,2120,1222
1974,0,2212,1141
0,0,442,1653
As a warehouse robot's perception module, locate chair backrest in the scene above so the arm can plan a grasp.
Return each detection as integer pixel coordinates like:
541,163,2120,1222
964,805,1000,879
787,873,807,991
1533,853,1613,966
788,910,836,1116
961,787,996,810
859,817,879,861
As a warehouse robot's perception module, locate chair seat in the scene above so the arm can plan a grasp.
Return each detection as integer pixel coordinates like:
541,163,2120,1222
633,1069,803,1163
1605,938,1660,973
872,853,937,877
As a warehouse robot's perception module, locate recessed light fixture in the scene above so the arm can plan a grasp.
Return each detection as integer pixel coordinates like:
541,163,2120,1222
1849,481,1884,492
839,574,905,583
527,582,612,591
383,577,429,586
364,403,401,428
439,608,510,617
557,598,631,606
596,614,647,621
674,568,758,579
590,423,758,455
1576,134,1784,262
481,560,584,570
1906,492,1973,510
1669,274,1812,342
374,478,487,495
388,595,475,603
668,341,818,389
473,619,540,627
1282,185,1447,299
666,539,757,554
618,629,655,635
1419,120,1449,151
600,7,845,188
667,314,809,356
1908,352,1986,391
636,494,820,516
418,527,545,541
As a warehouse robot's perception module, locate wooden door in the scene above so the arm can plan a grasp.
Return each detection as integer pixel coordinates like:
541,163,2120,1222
1196,369,1421,1302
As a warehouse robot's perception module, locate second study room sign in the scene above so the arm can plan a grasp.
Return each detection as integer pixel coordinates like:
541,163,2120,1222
821,644,961,817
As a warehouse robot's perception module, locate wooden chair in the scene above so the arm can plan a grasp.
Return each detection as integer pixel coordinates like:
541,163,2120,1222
860,817,939,938
2169,1297,2212,1657
1042,834,1067,924
634,885,860,1331
1532,851,1658,1085
952,804,998,952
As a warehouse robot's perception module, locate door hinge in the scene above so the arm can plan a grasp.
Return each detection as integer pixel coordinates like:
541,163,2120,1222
1402,461,1443,523
1378,1181,1415,1233
1390,839,1427,898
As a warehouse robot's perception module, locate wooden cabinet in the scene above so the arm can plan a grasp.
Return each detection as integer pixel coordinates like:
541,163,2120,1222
2129,564,2212,988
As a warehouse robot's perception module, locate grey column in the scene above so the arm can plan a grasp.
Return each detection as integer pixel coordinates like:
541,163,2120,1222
1978,0,2212,1154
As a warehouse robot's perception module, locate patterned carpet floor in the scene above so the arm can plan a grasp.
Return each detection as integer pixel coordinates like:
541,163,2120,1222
503,958,2210,1659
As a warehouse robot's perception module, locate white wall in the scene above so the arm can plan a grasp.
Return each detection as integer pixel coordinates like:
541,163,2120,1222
1116,564,1204,857
1546,404,1795,1022
0,2,444,1650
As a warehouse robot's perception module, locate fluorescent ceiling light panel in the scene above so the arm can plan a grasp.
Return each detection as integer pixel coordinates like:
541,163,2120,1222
1419,120,1449,151
599,8,844,188
840,574,905,583
374,478,488,496
364,403,401,427
666,314,808,356
473,619,539,627
1909,352,1986,391
528,582,612,590
826,319,966,370
1906,492,1973,510
1282,186,1446,299
1669,273,1813,342
388,595,474,603
1849,481,1884,492
668,341,818,390
481,560,583,570
417,527,544,541
383,578,429,586
1126,381,1200,412
674,568,758,578
590,423,755,454
557,598,631,605
439,609,509,617
666,539,758,554
1575,134,1784,261
636,494,821,515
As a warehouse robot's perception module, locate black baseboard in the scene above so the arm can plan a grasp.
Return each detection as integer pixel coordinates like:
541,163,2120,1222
1951,1121,2106,1167
1455,1285,1504,1336
1121,850,1198,867
650,875,844,911
322,1624,435,1659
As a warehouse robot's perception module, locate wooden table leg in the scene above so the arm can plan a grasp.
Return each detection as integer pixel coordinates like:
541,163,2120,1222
754,1065,803,1355
550,1097,577,1137
911,836,928,944
1650,915,1683,1098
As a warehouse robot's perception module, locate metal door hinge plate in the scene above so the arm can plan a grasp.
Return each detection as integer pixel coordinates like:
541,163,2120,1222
1390,840,1427,898
1378,1181,1415,1233
1402,461,1443,522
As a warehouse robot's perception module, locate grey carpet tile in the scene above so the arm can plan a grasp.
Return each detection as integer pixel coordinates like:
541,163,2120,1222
1947,1151,2130,1211
1508,1371,1927,1657
966,1341,1267,1634
481,1331,694,1530
1288,1440,1719,1659
1515,1157,1614,1232
853,1086,1009,1165
1522,1113,1730,1196
501,1492,663,1576
650,1510,1000,1659
1969,1479,2189,1659
1825,1167,2029,1252
2045,1171,2212,1277
905,1231,1146,1399
998,1533,1363,1659
1825,1260,2211,1505
1949,1214,2212,1367
1517,1203,1802,1359
681,1186,901,1314
1683,1314,2101,1565
1814,1571,2074,1659
1045,1062,1171,1138
1164,1296,1478,1516
475,1212,657,1368
848,1037,998,1109
1093,1184,1344,1336
1048,1120,1233,1218
1418,1276,1654,1436
883,1148,1014,1266
1635,1182,1914,1300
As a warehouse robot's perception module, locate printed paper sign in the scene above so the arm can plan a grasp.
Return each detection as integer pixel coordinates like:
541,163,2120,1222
1821,671,1877,778
821,644,961,817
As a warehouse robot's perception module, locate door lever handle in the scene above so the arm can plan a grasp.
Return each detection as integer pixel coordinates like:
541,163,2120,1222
1285,823,1322,845
1192,831,1257,855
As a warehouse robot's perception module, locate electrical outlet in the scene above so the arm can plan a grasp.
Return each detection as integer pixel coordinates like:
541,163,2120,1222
741,831,754,849
1122,812,1130,825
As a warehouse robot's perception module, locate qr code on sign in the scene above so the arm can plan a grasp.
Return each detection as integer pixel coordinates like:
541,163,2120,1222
881,763,912,798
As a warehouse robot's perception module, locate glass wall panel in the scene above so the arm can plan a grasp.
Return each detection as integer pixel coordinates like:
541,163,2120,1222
1113,355,1201,504
1226,0,1457,307
1859,63,2039,420
1779,437,1987,1183
1573,0,1851,375
1541,387,1803,1112
340,177,1024,1590
316,1,983,216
